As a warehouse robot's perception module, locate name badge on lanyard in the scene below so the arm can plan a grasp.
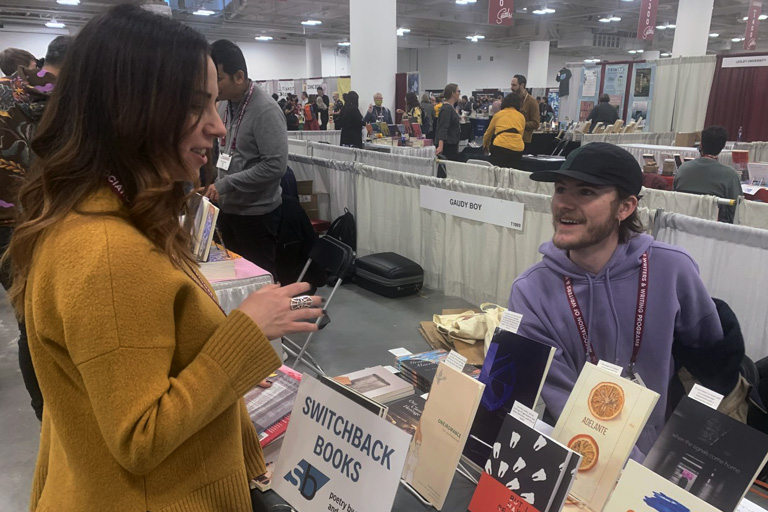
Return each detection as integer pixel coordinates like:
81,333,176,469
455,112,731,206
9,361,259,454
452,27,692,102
216,153,232,171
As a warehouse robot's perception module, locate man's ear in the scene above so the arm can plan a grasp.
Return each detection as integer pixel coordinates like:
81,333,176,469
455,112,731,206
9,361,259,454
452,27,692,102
617,194,639,222
234,70,246,85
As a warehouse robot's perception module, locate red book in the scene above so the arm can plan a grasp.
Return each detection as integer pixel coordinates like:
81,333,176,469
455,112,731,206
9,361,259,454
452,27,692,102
468,472,541,512
244,365,302,448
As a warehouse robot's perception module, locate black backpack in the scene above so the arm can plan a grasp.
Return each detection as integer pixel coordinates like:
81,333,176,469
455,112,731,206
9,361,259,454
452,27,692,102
327,208,356,253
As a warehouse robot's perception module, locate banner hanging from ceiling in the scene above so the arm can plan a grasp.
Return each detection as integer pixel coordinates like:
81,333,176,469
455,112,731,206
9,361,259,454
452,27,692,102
745,0,763,50
637,0,658,40
488,0,513,26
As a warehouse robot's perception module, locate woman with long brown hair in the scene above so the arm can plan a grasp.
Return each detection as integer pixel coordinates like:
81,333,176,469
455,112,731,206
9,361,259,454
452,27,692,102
5,5,322,511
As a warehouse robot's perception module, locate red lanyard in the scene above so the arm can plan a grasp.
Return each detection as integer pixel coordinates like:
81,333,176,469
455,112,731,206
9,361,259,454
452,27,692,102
563,252,649,375
105,175,225,316
221,82,256,155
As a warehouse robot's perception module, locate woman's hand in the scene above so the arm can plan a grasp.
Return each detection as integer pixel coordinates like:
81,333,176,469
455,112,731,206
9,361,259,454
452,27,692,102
435,142,444,156
237,282,324,339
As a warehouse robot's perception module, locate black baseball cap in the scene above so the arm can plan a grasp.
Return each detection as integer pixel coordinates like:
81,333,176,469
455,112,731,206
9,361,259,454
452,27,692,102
530,142,643,196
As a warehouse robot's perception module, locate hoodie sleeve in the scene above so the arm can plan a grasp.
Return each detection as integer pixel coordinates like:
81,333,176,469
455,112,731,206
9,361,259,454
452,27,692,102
672,255,723,348
509,279,583,421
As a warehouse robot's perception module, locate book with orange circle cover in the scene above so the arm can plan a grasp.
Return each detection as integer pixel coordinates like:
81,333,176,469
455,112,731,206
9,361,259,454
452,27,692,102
551,363,659,512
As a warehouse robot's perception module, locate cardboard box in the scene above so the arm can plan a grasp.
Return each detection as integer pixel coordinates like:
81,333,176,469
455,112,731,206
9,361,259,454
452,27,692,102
296,180,313,196
674,132,701,148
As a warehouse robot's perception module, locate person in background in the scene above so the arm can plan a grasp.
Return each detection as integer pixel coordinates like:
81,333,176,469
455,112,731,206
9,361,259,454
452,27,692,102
315,94,329,131
0,35,72,423
420,93,433,133
674,126,743,223
489,93,503,116
0,47,37,76
435,83,461,161
363,92,393,125
284,96,299,131
509,142,735,459
271,93,278,102
316,86,330,130
511,74,540,149
5,6,324,511
303,96,319,130
397,91,423,125
587,94,619,133
482,92,525,168
331,91,344,123
339,90,364,149
208,39,287,276
300,90,308,106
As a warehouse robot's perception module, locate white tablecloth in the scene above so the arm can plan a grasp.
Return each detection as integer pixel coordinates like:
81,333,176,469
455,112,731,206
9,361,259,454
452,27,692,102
618,144,734,168
202,258,273,314
364,143,435,158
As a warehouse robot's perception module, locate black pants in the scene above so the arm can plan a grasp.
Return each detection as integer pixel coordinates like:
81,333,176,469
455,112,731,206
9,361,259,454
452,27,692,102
489,145,523,169
440,142,461,162
217,208,281,278
0,226,44,421
250,488,269,512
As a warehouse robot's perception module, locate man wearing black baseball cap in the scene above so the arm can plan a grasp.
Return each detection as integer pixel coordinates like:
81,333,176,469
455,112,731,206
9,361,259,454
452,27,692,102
508,143,735,460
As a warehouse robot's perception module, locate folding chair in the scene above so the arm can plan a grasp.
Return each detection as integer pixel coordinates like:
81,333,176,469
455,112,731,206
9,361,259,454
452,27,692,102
282,235,355,375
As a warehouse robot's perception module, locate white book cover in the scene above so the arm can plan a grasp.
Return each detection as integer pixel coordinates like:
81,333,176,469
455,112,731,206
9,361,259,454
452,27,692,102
338,366,414,403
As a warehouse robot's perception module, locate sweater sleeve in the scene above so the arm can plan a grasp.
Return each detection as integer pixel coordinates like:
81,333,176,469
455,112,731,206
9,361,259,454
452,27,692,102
524,99,540,132
215,101,288,196
53,220,281,476
240,399,267,480
483,114,499,149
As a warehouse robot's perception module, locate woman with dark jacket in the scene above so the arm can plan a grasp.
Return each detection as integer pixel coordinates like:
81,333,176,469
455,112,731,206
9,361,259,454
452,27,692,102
339,90,364,148
435,83,462,161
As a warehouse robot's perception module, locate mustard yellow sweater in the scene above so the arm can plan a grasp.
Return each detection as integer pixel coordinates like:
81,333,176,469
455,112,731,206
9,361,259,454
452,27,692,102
26,188,281,511
482,108,526,153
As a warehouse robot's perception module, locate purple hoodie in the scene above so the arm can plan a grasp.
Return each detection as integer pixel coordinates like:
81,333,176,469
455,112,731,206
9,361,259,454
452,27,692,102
508,233,723,457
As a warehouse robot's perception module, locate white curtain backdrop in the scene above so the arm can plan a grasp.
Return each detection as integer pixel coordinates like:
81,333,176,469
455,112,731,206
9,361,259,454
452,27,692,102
654,212,768,359
640,187,719,221
738,200,768,230
287,154,357,220
289,130,342,145
356,151,436,176
671,56,716,133
287,139,310,156
355,165,555,306
310,142,359,162
648,58,679,134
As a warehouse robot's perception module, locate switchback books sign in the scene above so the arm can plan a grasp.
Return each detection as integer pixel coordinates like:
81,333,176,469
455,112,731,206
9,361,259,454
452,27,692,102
489,0,513,26
273,374,411,512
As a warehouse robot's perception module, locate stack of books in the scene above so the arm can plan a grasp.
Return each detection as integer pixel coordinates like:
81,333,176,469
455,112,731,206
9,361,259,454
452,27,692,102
395,349,480,393
334,365,414,404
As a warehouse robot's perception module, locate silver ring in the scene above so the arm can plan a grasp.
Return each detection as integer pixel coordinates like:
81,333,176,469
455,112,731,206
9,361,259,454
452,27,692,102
290,296,313,310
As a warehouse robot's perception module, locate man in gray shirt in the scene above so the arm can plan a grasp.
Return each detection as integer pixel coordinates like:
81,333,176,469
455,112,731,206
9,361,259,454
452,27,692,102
674,125,742,223
208,40,287,274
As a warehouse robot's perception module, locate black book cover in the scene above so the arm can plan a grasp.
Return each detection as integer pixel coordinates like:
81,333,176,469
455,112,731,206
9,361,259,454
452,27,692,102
463,329,554,469
644,396,768,512
485,414,577,512
385,394,426,436
317,375,387,417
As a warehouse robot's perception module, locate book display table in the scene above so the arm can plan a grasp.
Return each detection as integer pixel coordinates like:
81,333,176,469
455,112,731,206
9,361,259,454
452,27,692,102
618,143,736,169
364,143,436,158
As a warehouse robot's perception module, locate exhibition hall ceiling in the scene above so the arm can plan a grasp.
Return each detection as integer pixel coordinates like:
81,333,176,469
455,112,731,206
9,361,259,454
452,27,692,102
0,0,764,56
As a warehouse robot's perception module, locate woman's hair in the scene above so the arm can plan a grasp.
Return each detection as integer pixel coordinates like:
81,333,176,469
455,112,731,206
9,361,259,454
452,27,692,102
442,83,458,100
344,90,359,110
405,92,419,111
316,96,327,110
420,93,430,103
501,92,522,111
5,4,210,314
0,47,36,76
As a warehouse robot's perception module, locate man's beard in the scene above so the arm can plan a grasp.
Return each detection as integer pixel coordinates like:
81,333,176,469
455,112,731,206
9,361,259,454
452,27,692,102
552,207,620,251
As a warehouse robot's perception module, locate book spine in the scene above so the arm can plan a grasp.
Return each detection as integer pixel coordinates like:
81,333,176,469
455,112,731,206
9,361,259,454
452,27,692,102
259,414,291,448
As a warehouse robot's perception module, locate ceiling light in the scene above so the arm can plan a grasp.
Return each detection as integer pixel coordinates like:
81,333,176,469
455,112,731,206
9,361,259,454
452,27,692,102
533,5,555,14
193,9,215,16
656,25,666,30
661,52,671,57
637,49,644,53
628,50,637,54
466,35,485,42
397,28,411,36
46,19,65,28
761,14,768,20
56,0,80,5
254,36,273,41
610,16,622,21
338,41,351,46
668,24,676,28
732,37,745,42
456,0,477,4
710,33,719,37
301,20,322,26
599,17,611,23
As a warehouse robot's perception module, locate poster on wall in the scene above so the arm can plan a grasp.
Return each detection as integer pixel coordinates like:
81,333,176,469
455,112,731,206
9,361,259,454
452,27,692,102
548,90,560,120
603,64,629,114
580,101,595,122
305,78,328,95
407,72,420,94
278,80,295,96
626,63,656,130
634,68,652,97
582,68,599,97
